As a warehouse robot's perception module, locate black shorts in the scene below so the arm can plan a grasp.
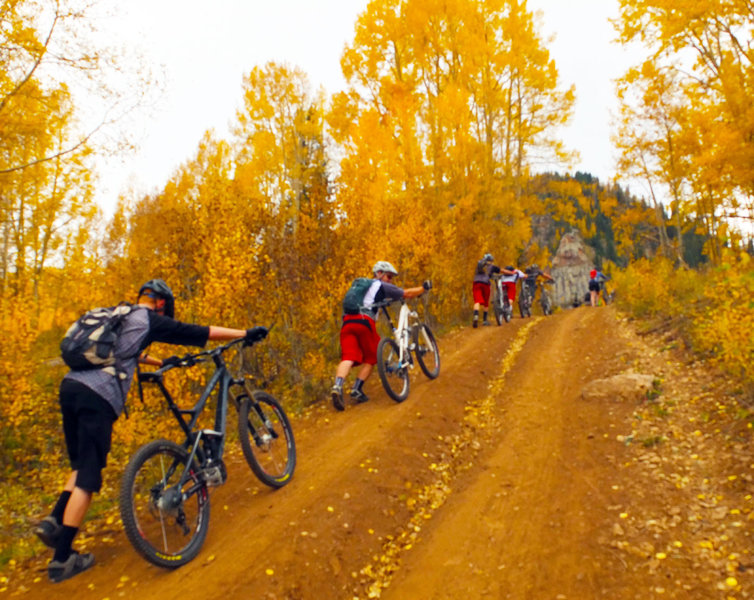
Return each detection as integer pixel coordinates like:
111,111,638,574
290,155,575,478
59,379,117,493
588,280,600,292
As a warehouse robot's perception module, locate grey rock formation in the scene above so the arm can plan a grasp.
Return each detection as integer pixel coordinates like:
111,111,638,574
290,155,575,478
550,230,594,307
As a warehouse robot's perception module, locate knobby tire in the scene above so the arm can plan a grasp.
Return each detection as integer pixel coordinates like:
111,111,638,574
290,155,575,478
503,302,512,323
415,324,440,379
238,390,296,488
541,293,552,316
494,303,503,326
377,337,410,402
120,439,210,568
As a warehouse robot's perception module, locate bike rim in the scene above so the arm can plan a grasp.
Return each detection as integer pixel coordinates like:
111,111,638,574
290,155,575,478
417,327,439,375
380,340,409,397
130,448,206,558
243,399,294,480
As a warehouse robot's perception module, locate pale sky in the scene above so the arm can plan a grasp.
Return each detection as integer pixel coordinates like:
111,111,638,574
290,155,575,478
96,0,641,214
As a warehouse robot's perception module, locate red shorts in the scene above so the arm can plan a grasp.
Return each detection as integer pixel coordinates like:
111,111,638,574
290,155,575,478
504,281,517,303
472,282,491,307
340,315,380,365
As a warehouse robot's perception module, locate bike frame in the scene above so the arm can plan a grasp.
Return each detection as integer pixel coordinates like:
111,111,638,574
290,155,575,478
138,340,247,490
381,301,416,370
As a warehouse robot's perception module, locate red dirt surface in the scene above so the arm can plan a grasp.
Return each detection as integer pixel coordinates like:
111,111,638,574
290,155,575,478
4,306,753,599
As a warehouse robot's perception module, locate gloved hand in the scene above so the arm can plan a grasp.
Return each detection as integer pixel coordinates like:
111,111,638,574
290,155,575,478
422,280,433,291
245,326,269,345
161,355,182,368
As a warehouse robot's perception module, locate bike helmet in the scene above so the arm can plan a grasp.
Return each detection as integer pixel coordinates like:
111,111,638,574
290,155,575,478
530,264,539,271
372,261,398,276
138,278,175,318
483,253,494,262
505,265,514,271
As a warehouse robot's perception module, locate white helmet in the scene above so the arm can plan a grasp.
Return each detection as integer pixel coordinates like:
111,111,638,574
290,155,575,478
372,260,398,276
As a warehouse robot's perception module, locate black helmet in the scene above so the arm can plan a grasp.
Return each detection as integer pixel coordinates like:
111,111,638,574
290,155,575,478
138,278,175,318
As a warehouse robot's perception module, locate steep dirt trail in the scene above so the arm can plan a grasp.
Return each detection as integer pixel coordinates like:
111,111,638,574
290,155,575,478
384,307,630,599
8,305,750,599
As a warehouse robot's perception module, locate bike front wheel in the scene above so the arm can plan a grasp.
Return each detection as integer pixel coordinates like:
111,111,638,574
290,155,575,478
120,439,210,568
377,337,410,402
238,389,296,488
414,324,440,379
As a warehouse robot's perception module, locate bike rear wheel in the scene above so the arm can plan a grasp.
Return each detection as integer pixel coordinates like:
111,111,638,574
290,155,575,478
120,439,210,568
541,294,552,316
519,294,530,318
493,295,504,325
414,324,440,379
238,390,296,488
503,301,512,323
377,337,410,402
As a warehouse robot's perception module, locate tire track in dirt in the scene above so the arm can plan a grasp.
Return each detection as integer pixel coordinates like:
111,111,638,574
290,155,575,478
382,307,635,600
357,318,540,598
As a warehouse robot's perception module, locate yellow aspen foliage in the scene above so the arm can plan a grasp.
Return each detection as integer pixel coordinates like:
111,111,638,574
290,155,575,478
615,0,754,260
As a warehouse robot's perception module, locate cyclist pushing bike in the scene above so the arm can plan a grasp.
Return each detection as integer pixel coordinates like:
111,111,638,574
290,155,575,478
523,264,555,304
35,278,268,583
500,264,526,307
472,253,501,327
589,268,610,306
331,261,430,411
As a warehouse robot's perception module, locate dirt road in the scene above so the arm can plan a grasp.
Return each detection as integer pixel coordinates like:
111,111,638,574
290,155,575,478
7,306,753,599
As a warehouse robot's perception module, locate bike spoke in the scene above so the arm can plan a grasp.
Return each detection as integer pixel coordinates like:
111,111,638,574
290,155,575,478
239,392,296,488
121,440,210,568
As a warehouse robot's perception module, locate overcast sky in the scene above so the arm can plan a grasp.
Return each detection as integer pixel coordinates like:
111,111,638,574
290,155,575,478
96,0,642,214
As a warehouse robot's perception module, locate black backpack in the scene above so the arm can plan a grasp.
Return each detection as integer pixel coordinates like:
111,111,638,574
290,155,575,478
342,278,374,314
60,302,134,372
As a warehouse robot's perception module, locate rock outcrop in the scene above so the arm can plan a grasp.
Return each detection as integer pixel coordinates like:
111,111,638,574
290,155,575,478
551,230,593,307
581,373,659,402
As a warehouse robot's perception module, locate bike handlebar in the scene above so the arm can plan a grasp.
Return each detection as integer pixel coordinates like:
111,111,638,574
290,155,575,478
369,298,405,309
147,330,269,377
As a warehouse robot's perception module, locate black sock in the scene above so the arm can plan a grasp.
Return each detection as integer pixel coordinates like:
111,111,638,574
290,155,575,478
483,312,488,321
473,310,479,320
53,525,78,562
50,491,71,523
353,378,365,392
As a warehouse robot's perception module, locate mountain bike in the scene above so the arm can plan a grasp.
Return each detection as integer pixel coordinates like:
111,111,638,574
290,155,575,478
376,298,440,402
599,278,615,305
119,336,296,568
539,280,554,316
519,281,534,318
491,276,513,325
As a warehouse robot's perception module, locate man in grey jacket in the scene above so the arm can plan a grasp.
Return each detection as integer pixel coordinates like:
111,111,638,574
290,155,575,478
35,278,267,583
